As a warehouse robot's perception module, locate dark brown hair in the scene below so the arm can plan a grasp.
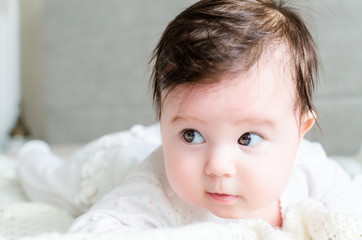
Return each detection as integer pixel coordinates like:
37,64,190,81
150,0,319,120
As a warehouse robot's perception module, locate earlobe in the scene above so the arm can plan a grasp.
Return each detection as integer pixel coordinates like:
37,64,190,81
300,111,315,138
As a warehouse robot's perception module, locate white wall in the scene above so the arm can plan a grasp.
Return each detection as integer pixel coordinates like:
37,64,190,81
21,0,197,144
305,0,362,155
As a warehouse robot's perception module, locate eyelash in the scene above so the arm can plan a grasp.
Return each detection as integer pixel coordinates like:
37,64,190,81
238,132,264,146
181,129,205,144
180,129,265,146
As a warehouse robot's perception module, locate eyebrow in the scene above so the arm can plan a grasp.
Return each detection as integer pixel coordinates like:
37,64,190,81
171,115,276,129
239,119,276,128
171,115,206,124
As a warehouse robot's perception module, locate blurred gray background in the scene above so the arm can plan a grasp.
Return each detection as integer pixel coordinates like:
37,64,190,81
19,0,362,156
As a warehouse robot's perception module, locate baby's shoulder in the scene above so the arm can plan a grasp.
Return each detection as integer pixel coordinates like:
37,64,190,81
123,146,173,194
125,146,165,179
294,139,328,166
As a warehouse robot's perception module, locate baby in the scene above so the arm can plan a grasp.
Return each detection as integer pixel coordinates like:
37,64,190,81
65,0,362,232
19,0,362,234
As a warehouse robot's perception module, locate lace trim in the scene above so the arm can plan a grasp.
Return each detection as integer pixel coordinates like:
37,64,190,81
74,143,117,212
283,198,362,239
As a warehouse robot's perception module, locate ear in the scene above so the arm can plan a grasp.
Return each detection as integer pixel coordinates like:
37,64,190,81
299,111,315,139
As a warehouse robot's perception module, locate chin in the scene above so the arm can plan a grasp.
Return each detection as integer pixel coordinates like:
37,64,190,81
209,208,246,219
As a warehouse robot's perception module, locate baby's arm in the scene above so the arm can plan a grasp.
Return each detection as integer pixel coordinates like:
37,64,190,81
17,124,161,216
69,176,175,233
17,140,83,216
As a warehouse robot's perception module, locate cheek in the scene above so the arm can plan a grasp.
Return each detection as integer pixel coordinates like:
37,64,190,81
161,124,202,193
254,121,300,195
164,152,189,187
242,149,296,205
162,143,203,201
257,165,291,192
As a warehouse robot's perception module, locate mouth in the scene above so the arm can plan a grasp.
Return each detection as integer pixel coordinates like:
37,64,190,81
208,192,240,204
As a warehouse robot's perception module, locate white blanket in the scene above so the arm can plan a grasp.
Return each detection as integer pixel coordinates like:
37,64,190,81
1,125,362,240
5,199,362,240
0,153,75,239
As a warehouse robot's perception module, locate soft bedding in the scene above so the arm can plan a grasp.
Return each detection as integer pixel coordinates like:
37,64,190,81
0,152,75,240
0,124,362,240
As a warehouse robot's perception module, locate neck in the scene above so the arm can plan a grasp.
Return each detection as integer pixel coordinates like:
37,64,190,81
263,199,282,228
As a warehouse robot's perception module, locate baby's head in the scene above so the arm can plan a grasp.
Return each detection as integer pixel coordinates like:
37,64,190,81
151,0,318,122
150,0,319,225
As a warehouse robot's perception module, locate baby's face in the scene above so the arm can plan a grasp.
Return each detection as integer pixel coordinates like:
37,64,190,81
160,50,310,222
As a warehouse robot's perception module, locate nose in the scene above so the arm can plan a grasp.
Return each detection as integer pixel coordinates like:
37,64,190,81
205,145,237,177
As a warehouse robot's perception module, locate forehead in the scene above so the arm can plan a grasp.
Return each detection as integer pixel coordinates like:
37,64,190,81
161,46,296,120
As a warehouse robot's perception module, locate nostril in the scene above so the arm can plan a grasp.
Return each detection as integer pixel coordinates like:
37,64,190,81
205,162,236,178
205,146,237,177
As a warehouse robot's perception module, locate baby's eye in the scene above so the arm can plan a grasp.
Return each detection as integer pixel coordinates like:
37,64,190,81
182,129,205,144
238,132,262,146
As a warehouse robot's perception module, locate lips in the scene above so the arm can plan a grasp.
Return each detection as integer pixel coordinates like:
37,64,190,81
208,192,240,204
